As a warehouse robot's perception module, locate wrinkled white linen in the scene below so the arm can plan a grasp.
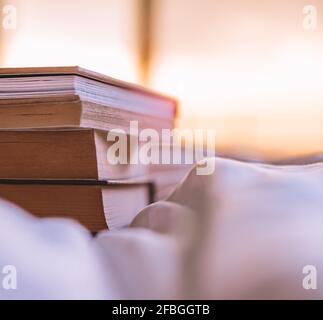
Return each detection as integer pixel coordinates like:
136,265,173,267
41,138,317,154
167,158,323,299
0,200,116,299
0,157,323,299
96,229,182,300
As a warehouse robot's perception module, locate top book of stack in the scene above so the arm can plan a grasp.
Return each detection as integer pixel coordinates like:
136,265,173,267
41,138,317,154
0,66,177,133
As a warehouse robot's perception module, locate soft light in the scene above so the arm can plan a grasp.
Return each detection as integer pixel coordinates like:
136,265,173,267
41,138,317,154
0,0,141,83
149,0,323,159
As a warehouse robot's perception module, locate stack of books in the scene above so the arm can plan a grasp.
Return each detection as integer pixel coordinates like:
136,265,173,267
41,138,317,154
0,66,190,232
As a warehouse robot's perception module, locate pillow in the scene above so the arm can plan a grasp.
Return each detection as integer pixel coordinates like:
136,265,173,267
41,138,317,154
132,157,323,299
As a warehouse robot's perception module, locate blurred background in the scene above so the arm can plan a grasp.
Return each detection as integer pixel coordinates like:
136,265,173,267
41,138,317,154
1,0,323,160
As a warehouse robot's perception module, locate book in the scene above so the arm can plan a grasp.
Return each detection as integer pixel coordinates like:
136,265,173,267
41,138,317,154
0,129,147,180
0,66,179,231
0,66,177,133
0,180,152,232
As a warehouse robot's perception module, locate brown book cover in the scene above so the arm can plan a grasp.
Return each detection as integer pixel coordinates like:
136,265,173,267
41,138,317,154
0,129,148,180
0,180,153,232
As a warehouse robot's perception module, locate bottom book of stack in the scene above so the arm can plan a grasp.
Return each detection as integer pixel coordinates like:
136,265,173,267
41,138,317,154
0,180,153,232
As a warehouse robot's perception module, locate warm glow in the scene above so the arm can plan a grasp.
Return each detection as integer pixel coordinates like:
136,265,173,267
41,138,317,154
149,0,323,159
0,0,141,83
150,45,323,157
